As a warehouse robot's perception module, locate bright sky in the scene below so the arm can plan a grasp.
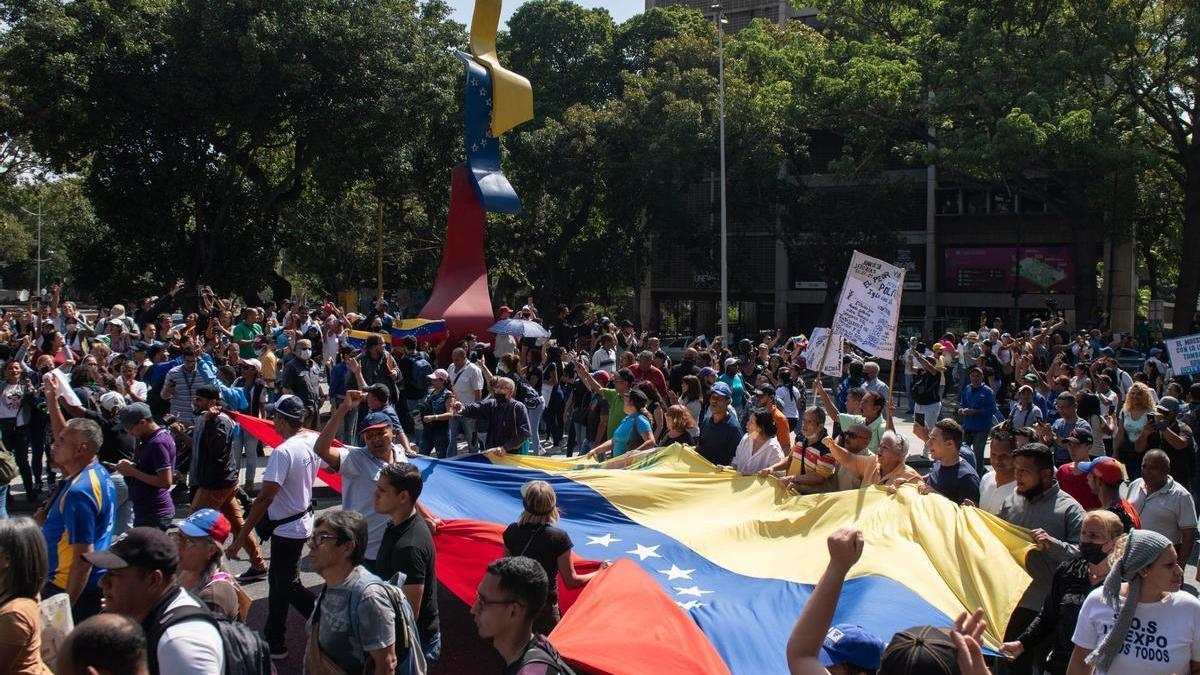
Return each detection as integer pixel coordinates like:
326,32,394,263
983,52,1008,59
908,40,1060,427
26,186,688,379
446,0,644,27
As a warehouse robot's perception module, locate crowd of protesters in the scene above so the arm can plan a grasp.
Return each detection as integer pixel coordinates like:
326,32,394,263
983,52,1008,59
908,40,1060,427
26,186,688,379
0,280,1195,674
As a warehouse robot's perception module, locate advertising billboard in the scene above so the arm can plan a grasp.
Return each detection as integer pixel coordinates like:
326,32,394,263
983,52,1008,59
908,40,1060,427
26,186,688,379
942,245,1074,293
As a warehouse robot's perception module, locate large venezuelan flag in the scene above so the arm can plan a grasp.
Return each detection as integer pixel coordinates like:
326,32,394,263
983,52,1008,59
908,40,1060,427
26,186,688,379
234,414,1035,675
412,447,1034,674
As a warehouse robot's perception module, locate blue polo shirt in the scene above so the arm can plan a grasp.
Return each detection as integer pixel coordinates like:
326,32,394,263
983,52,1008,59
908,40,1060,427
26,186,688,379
699,411,742,466
959,384,998,432
44,461,116,591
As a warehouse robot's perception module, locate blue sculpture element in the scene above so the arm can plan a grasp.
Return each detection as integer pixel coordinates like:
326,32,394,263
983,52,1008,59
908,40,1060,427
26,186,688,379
456,50,521,214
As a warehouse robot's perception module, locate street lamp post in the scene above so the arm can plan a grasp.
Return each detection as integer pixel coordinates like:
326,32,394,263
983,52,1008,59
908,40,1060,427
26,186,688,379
713,4,729,344
18,202,45,299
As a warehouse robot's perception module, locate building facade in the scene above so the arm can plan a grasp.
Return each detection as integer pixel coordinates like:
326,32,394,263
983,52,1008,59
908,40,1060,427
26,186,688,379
643,0,1138,339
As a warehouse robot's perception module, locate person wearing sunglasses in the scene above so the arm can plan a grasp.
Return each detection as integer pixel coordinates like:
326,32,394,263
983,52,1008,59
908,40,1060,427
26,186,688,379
471,556,575,675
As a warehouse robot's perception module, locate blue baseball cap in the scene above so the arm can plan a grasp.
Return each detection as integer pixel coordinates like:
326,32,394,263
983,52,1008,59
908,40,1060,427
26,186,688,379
819,623,885,671
177,508,232,545
710,382,733,399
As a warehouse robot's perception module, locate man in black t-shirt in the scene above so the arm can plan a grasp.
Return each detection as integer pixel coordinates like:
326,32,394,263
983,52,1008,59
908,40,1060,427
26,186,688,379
373,462,440,666
473,557,575,675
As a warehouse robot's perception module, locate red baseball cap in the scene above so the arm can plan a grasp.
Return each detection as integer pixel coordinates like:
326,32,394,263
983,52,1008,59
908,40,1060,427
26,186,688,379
1078,457,1125,486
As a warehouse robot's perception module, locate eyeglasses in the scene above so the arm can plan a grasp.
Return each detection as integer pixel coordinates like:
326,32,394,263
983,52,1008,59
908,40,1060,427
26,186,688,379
473,593,522,609
307,533,342,547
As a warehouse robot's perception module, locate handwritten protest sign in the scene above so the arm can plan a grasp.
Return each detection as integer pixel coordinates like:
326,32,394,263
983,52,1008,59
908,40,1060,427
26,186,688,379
832,251,905,360
804,327,844,377
1166,333,1200,376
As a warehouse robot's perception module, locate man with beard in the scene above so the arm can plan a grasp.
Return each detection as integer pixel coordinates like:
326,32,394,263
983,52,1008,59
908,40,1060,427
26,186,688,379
998,442,1084,675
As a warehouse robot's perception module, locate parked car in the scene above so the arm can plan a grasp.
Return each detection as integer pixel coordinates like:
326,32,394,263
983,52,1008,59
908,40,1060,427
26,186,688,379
660,336,710,363
1116,347,1145,373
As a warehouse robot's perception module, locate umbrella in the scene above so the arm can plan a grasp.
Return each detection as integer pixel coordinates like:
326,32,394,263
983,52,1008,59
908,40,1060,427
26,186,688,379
488,318,549,338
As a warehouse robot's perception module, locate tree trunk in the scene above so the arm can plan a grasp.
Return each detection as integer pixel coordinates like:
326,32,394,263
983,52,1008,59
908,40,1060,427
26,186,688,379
1172,139,1200,336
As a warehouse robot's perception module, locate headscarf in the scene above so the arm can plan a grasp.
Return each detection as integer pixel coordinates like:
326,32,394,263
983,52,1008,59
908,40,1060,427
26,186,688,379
1086,529,1173,671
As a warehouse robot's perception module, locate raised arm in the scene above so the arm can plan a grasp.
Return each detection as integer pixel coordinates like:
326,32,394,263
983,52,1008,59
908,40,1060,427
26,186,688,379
814,378,839,422
315,391,362,470
786,527,863,675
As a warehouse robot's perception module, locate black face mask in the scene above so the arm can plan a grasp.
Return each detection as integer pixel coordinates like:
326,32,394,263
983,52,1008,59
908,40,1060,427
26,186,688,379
494,393,508,404
38,367,51,375
1079,541,1108,565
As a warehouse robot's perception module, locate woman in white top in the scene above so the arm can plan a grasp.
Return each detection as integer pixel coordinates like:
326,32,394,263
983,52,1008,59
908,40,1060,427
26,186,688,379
117,361,148,403
1070,529,1200,675
774,370,802,432
729,408,784,475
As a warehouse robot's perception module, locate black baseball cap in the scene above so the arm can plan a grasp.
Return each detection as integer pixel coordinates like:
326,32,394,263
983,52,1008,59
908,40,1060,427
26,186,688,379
879,625,958,675
114,403,153,431
266,394,305,421
84,527,178,575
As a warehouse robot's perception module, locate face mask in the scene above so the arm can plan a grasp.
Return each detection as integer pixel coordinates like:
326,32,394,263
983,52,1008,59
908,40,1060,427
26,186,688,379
1078,541,1108,565
38,367,51,375
298,349,312,360
494,393,508,404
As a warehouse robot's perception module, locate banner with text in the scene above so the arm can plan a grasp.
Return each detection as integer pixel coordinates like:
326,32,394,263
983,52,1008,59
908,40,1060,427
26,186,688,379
1166,333,1200,376
832,251,905,360
803,327,844,377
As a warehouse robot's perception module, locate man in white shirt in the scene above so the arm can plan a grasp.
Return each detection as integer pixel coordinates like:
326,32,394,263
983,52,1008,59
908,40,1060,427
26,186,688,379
89,528,223,675
446,347,484,454
978,428,1017,515
1127,449,1197,567
226,393,318,660
314,391,411,566
590,333,618,375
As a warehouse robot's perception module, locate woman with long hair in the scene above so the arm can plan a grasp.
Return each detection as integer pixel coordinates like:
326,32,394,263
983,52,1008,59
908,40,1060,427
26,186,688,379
679,374,704,422
1115,382,1156,480
173,510,251,621
1069,529,1200,674
635,382,666,438
0,517,51,674
660,404,698,447
502,481,609,633
587,389,655,461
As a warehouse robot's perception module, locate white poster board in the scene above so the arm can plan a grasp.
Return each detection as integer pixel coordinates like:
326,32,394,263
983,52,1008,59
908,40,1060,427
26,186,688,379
831,251,905,360
803,327,844,377
1166,333,1200,376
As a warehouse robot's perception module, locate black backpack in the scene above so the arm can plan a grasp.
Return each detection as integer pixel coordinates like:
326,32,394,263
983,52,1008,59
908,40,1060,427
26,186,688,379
518,635,576,675
149,601,273,675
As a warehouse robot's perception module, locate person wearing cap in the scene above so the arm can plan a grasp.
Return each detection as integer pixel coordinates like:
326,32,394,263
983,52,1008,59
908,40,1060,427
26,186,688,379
1001,509,1124,675
1143,396,1195,486
698,381,741,466
183,384,268,582
998,443,1083,673
1069,529,1200,675
718,357,747,413
782,526,893,675
586,389,654,462
314,390,412,566
1010,384,1044,429
415,369,455,458
232,357,268,490
114,403,176,531
174,509,251,621
90,527,224,674
1079,456,1141,532
753,384,794,451
1055,428,1102,509
226,393,319,659
1126,449,1196,569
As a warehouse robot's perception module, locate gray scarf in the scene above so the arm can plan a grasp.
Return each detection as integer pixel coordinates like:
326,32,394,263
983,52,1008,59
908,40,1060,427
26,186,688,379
1086,529,1173,672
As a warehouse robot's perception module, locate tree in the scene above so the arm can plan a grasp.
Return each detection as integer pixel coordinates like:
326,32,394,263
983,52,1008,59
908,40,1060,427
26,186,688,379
0,0,463,305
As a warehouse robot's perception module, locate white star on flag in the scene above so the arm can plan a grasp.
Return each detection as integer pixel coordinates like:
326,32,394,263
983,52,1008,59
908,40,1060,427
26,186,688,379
674,586,713,597
657,565,694,580
586,534,621,548
625,544,661,560
676,600,706,611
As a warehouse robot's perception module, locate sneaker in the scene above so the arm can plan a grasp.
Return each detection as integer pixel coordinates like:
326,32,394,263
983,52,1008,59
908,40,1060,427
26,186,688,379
238,567,269,583
269,645,288,661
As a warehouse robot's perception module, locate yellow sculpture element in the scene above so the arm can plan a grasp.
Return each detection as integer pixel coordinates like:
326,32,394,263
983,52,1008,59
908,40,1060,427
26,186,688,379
469,0,534,137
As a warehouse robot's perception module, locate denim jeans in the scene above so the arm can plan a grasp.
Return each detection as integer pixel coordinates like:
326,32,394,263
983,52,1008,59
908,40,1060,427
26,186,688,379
110,474,133,538
447,416,475,456
237,431,260,487
571,422,591,458
422,423,450,458
406,398,424,447
526,402,544,452
421,631,442,669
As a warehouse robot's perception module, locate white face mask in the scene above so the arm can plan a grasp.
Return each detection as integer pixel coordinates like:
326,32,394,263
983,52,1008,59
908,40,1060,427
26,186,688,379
298,349,312,360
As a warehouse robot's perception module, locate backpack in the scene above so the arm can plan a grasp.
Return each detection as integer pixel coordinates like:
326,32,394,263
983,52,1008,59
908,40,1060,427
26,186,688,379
349,577,428,675
517,635,576,675
402,355,432,400
150,599,272,675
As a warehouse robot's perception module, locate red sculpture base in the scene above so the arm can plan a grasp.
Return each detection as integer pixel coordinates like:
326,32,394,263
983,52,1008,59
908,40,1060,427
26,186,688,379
419,163,496,364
